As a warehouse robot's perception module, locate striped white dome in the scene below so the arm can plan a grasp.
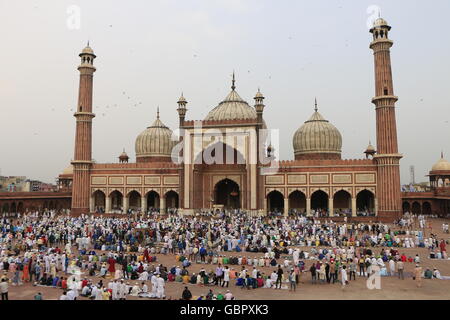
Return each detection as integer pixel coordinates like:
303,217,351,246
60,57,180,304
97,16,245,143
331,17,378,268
135,112,174,159
293,110,342,157
205,89,257,121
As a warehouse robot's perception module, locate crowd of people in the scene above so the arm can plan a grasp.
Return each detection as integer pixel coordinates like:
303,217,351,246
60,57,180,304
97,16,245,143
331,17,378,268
0,209,448,300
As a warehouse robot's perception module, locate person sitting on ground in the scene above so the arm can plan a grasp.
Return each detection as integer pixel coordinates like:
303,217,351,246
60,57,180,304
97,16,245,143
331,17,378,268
424,268,433,279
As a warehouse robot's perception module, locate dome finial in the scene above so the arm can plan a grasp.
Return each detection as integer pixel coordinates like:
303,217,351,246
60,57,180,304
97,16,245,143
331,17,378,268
157,106,160,119
231,71,236,91
314,97,318,112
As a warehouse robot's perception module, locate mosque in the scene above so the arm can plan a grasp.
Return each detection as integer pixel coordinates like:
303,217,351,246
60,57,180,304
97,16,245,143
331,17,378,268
56,17,404,221
1,17,448,219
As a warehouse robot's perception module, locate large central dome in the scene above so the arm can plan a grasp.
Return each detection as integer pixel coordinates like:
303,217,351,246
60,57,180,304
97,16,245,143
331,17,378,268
204,75,257,122
293,102,342,160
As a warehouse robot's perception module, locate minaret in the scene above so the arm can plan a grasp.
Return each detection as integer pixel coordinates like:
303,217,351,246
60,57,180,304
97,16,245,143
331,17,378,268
71,43,96,215
254,88,265,210
177,93,187,127
177,93,187,212
370,18,402,220
254,88,265,124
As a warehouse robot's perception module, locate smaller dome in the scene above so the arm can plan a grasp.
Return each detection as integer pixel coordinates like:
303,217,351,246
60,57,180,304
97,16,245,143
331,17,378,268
81,45,95,55
365,142,376,153
135,109,175,161
373,17,389,28
61,165,73,175
178,93,187,104
254,89,264,99
431,154,450,172
292,101,342,160
119,149,129,159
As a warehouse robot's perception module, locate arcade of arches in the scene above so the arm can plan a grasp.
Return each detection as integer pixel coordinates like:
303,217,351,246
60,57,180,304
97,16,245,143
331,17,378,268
402,200,434,215
90,189,180,214
0,196,71,213
266,189,376,217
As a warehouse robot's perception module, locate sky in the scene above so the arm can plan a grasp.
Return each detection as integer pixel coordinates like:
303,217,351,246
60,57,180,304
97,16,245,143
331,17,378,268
0,0,449,184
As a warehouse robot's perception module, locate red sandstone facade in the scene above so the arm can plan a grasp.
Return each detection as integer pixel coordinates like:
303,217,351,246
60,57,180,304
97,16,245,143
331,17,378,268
0,19,450,221
60,18,404,221
0,18,414,222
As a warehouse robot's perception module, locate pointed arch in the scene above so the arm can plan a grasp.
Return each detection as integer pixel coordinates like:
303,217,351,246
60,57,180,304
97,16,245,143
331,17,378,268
128,190,142,210
311,190,329,214
356,189,375,215
165,190,179,209
288,190,306,212
267,190,284,213
214,179,240,209
333,190,351,215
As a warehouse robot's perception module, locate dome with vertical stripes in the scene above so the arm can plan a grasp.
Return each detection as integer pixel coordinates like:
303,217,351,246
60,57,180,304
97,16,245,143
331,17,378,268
135,110,175,159
293,106,342,158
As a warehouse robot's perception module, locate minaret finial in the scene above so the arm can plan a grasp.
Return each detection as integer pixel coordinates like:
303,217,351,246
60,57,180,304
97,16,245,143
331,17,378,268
231,71,236,90
314,97,318,112
157,106,160,119
442,150,444,159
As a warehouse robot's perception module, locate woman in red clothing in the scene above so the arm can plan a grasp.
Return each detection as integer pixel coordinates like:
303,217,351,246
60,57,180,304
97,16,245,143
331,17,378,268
107,257,116,274
61,277,67,290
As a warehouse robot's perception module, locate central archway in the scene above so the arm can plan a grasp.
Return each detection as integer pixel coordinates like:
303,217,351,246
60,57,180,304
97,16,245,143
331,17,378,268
214,179,240,209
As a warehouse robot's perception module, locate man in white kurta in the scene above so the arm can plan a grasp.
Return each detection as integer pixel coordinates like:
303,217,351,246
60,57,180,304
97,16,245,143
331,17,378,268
389,259,396,276
341,266,348,289
118,280,127,300
150,274,158,297
156,275,165,299
111,280,119,300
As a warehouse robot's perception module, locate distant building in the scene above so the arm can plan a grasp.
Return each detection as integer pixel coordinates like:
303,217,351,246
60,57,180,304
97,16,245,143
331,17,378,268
401,154,450,216
0,176,27,192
